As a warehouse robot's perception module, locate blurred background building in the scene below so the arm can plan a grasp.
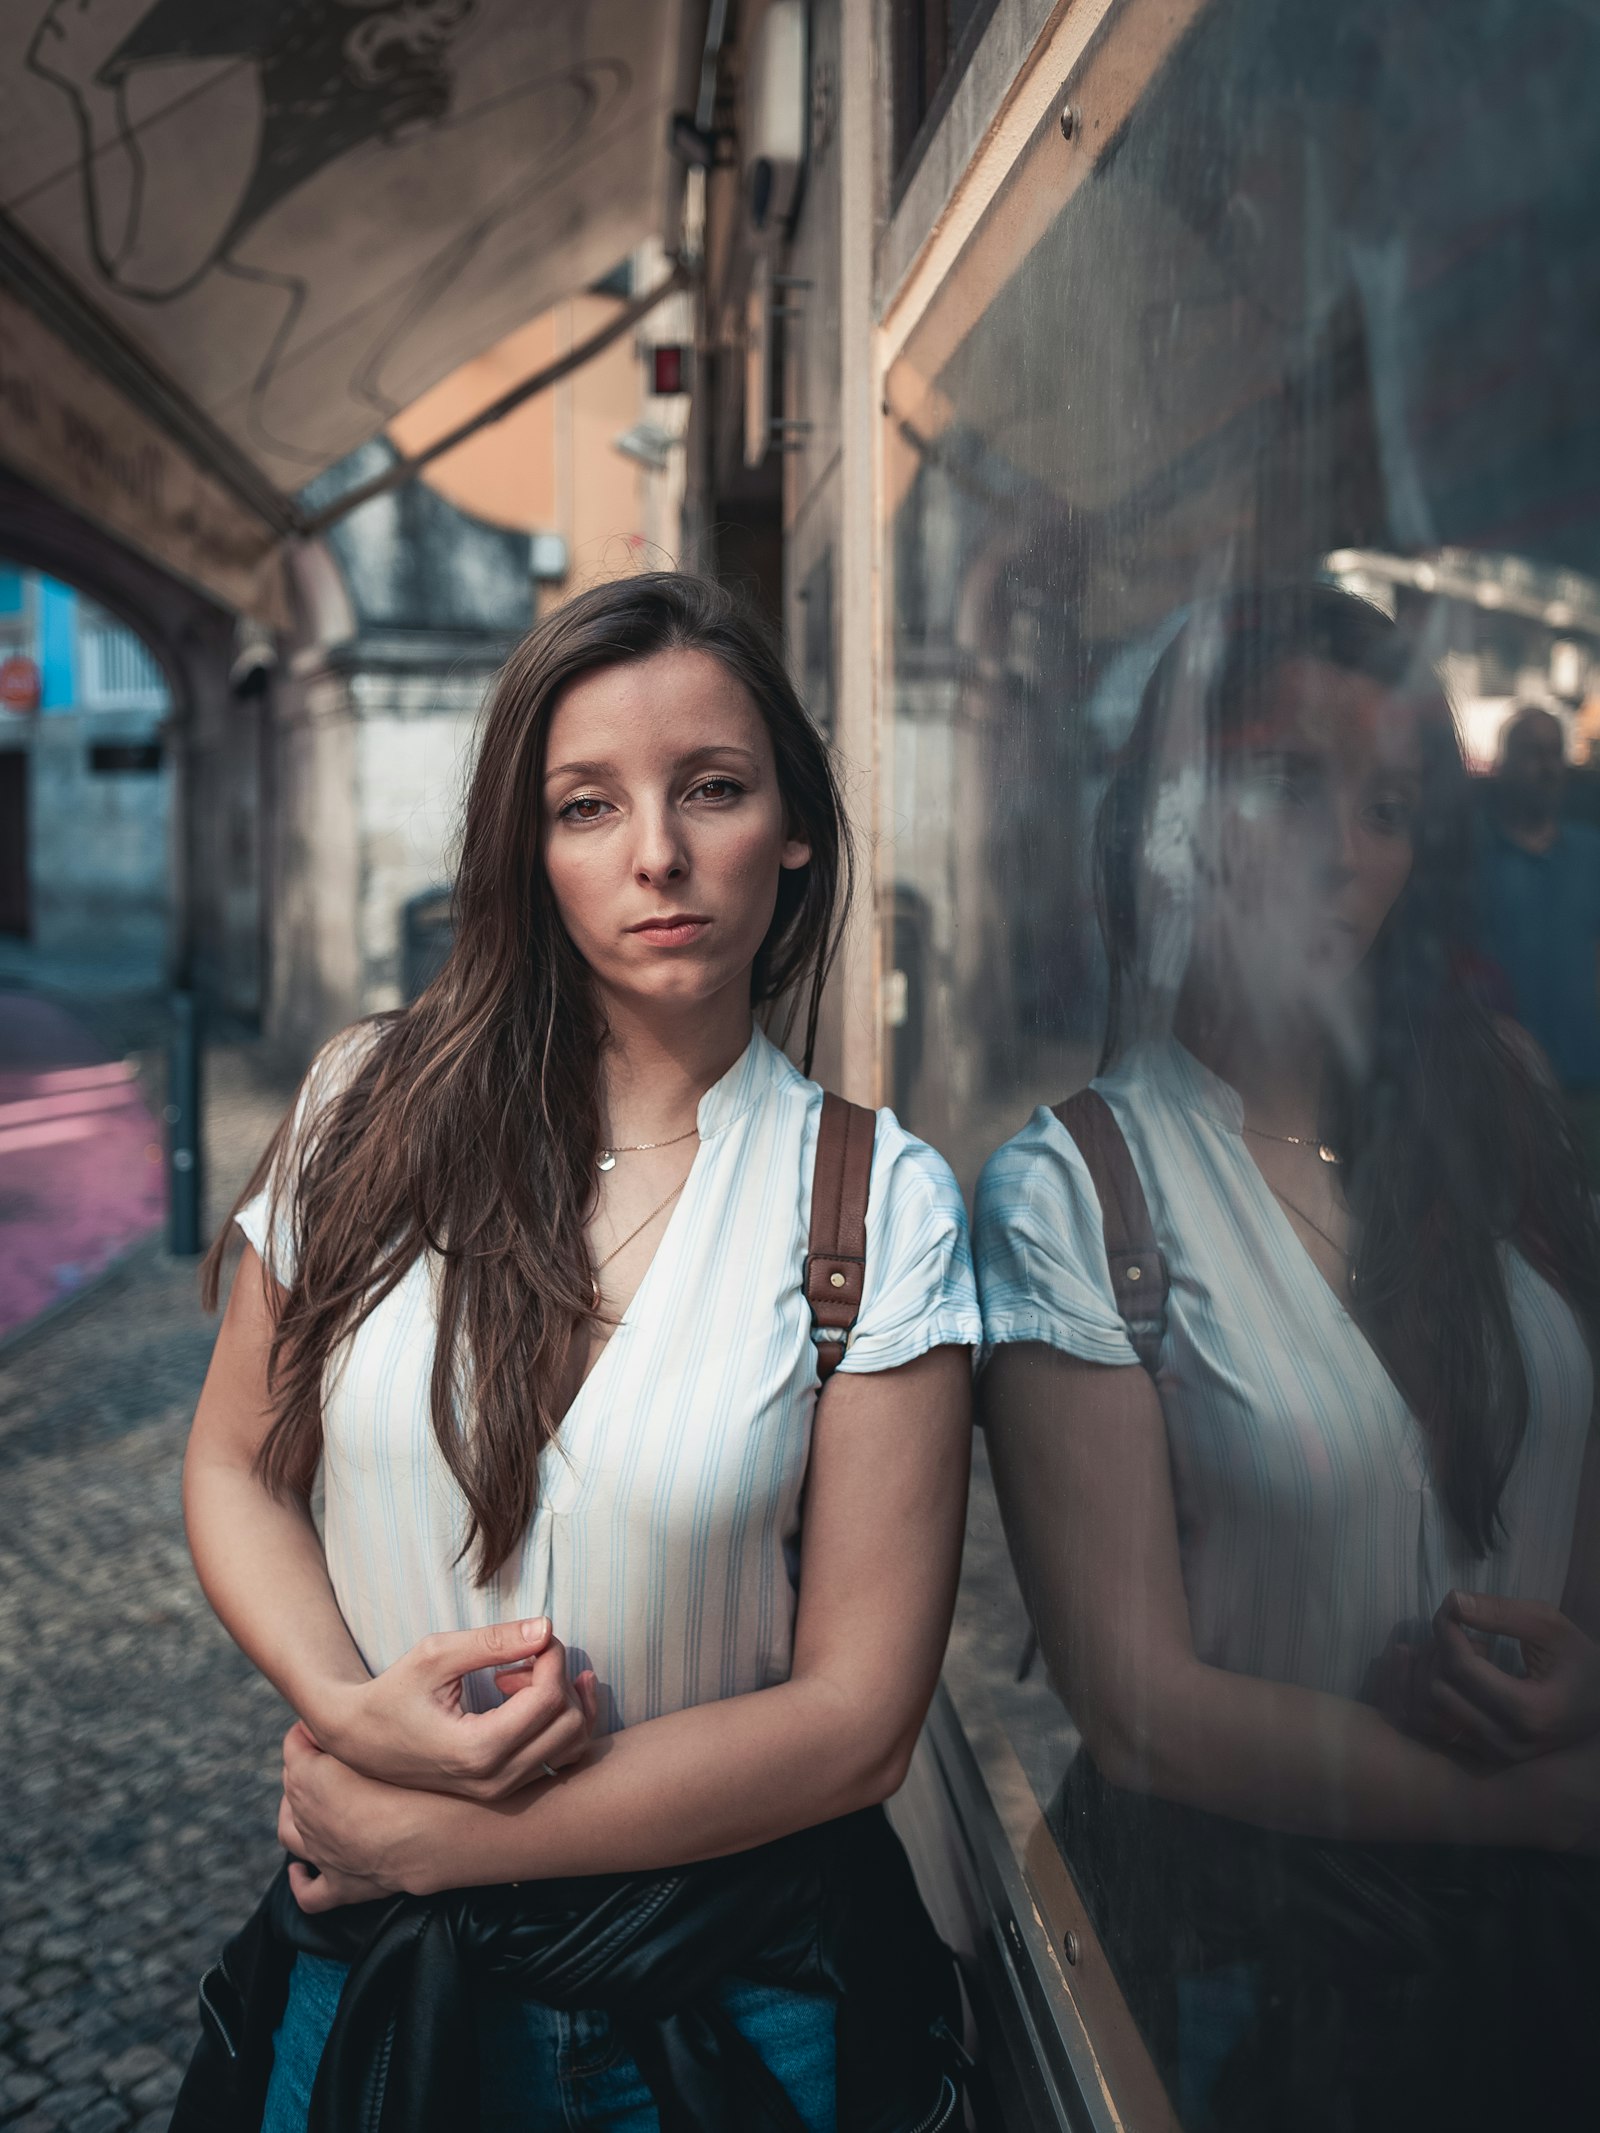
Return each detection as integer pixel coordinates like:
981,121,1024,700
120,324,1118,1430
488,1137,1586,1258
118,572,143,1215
0,567,172,974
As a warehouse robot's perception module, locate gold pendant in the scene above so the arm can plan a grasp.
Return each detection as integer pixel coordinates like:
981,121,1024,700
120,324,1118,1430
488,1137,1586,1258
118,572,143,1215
597,1150,617,1172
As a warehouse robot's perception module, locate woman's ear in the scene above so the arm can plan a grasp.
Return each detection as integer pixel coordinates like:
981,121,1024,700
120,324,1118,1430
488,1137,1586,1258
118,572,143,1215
780,833,812,871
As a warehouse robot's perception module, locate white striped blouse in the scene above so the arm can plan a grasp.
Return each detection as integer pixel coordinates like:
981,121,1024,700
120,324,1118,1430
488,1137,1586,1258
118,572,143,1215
974,1039,1592,1700
238,1024,981,1730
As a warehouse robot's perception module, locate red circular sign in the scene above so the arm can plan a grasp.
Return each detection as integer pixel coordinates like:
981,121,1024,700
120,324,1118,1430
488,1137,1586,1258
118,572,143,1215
0,656,41,713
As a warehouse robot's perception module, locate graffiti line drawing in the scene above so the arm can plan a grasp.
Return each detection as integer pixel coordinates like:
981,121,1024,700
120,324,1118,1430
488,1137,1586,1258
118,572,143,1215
25,0,637,472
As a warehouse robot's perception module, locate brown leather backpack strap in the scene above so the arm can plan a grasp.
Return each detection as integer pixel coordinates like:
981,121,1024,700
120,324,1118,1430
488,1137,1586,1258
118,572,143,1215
1052,1088,1168,1378
808,1092,876,1382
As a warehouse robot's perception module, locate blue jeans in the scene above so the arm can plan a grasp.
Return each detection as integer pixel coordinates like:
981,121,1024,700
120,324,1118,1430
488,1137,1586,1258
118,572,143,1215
262,1951,838,2132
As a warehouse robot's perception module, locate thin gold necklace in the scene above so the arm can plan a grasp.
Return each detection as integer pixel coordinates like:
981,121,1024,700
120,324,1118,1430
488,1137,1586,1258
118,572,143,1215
1243,1122,1342,1166
1265,1180,1355,1290
589,1171,690,1309
596,1123,699,1172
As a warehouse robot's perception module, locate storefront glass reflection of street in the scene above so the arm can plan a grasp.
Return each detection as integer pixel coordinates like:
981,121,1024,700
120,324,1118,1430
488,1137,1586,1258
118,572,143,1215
883,0,1600,2123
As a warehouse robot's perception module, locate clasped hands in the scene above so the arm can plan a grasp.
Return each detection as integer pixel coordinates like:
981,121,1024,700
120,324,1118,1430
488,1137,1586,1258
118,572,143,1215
278,1618,600,1914
1374,1590,1600,1765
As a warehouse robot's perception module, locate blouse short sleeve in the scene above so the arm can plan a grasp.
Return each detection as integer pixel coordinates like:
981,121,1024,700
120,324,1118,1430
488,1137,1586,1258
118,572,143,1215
235,1025,377,1287
973,1106,1141,1368
831,1111,983,1375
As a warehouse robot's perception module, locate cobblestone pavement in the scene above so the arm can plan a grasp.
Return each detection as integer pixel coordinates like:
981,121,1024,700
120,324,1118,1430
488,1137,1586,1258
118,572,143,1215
1,1005,300,2133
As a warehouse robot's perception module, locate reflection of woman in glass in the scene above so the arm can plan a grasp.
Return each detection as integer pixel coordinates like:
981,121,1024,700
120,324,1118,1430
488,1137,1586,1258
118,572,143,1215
976,588,1600,2130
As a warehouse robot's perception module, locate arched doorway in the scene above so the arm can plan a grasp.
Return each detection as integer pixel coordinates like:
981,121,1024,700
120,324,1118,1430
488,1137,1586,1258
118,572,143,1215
0,562,173,981
0,463,261,1018
0,463,270,1296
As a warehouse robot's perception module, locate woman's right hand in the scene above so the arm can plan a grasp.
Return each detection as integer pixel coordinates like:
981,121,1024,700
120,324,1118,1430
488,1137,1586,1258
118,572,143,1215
311,1618,601,1800
1374,1593,1600,1765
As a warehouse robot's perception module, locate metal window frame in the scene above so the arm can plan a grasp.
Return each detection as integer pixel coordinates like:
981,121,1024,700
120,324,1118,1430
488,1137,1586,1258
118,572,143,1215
886,0,1006,206
894,1684,1181,2131
77,605,170,713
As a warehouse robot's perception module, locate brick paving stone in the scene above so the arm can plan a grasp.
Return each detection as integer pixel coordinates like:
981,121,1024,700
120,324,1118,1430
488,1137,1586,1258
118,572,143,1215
60,2016,131,2057
63,2102,129,2133
0,1012,299,2131
125,2068,179,2114
95,2050,168,2093
18,2000,77,2037
28,1969,78,2000
32,2088,104,2123
17,2031,71,2067
0,2066,51,2109
42,2050,111,2090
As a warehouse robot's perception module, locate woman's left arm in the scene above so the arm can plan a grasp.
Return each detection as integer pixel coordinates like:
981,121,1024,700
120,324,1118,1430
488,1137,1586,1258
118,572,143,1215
281,1344,972,1904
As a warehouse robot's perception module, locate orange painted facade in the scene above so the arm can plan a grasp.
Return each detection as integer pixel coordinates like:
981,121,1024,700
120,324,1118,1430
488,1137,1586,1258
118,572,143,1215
388,291,684,592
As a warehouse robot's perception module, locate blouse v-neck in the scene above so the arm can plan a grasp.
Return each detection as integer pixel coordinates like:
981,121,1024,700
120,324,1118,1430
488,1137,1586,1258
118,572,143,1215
569,1156,696,1410
1163,1040,1364,1323
1128,1039,1431,1461
566,1036,757,1415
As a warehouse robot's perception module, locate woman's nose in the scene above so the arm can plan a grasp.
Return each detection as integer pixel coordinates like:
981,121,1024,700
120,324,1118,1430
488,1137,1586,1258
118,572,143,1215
632,808,688,884
1322,796,1360,885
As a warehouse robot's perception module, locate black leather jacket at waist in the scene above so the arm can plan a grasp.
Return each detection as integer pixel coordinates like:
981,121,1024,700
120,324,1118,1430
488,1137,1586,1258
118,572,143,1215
169,1806,960,2133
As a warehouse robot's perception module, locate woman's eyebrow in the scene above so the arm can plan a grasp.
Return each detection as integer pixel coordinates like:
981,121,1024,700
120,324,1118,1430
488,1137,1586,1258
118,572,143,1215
544,757,615,784
544,742,763,784
678,743,761,769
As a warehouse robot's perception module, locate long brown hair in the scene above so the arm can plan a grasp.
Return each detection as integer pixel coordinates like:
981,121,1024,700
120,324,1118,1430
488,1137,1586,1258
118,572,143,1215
205,573,851,1580
1096,585,1600,1555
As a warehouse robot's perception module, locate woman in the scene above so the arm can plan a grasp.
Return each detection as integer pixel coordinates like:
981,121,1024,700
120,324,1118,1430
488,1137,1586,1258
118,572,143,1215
975,587,1600,2130
181,573,979,2131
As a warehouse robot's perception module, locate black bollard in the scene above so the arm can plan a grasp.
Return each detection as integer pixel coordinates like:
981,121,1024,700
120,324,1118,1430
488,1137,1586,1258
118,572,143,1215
167,989,204,1256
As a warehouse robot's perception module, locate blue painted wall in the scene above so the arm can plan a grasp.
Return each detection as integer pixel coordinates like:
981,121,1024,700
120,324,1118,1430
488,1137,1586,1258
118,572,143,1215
36,576,77,710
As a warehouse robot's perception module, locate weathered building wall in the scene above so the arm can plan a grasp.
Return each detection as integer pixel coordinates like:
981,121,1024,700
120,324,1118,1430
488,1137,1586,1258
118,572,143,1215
351,667,484,1011
264,664,362,1058
264,444,529,1059
24,705,170,969
265,656,496,1058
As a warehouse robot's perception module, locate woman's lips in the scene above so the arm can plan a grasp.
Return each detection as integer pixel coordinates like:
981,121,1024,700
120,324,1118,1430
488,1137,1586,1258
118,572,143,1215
629,916,712,947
